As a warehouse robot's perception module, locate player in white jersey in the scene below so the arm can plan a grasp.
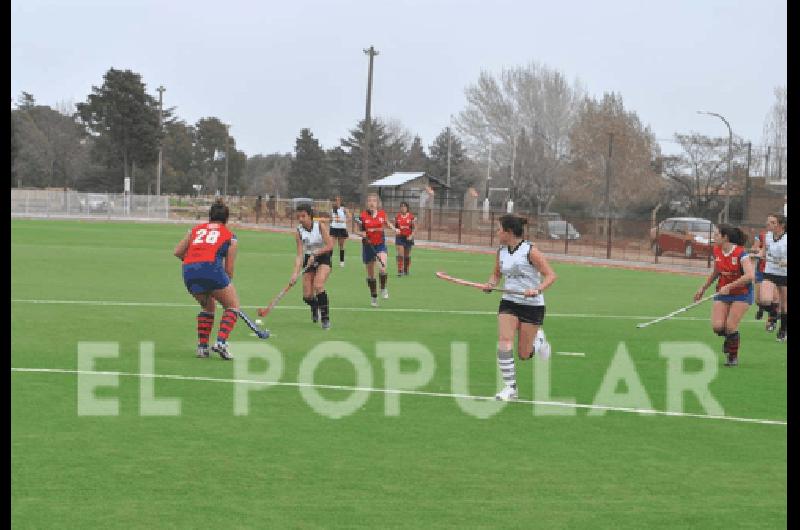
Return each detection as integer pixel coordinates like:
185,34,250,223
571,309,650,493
483,215,558,401
758,213,787,341
330,195,349,267
291,204,334,329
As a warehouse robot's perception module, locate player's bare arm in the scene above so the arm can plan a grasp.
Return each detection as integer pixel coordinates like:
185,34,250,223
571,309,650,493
526,246,557,297
291,230,304,284
719,256,755,295
316,220,334,256
174,231,190,260
224,240,238,279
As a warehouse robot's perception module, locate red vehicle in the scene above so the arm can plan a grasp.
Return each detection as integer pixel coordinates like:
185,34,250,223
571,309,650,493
650,217,716,258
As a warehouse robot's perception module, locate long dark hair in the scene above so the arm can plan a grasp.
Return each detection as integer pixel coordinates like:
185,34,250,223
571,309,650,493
717,223,747,246
499,214,527,237
399,201,411,214
768,213,787,233
209,198,229,224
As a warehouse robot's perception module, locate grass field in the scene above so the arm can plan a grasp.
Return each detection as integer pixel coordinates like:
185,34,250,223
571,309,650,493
11,219,786,528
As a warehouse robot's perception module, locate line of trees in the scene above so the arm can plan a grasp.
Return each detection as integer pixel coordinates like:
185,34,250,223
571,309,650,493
11,63,786,220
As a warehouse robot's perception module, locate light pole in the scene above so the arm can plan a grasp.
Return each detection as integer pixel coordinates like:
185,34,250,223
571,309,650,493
362,46,379,201
224,123,230,197
156,85,165,196
697,110,733,223
446,114,452,187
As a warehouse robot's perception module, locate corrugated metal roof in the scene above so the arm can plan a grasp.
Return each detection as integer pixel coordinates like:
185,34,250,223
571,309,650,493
369,172,426,187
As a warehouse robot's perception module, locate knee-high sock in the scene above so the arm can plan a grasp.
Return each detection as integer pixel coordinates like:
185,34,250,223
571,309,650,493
216,308,238,343
724,331,740,356
303,295,318,318
403,255,410,273
379,272,388,290
197,311,214,346
396,255,403,273
780,312,787,332
339,248,345,263
497,348,516,388
769,302,780,321
317,291,330,320
367,278,377,297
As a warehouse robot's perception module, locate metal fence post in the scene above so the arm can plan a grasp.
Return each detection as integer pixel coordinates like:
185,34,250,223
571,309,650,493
654,224,659,265
25,190,29,214
564,223,569,254
427,208,432,241
490,211,495,247
706,223,713,268
457,207,463,244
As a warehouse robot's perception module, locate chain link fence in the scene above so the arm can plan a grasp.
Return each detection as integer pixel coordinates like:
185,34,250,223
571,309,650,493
11,189,169,219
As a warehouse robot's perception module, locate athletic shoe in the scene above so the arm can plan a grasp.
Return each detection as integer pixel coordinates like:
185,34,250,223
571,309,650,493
339,261,345,268
755,308,764,320
495,385,518,401
766,319,777,332
321,319,331,330
777,329,787,342
196,345,210,358
371,297,378,307
382,288,389,299
212,341,233,360
724,352,738,367
533,329,551,360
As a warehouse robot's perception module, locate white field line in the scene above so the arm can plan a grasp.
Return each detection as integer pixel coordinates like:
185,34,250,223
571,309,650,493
10,298,744,322
10,367,786,426
555,351,586,357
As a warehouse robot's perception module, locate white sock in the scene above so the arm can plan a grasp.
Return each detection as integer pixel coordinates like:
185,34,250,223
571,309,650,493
497,348,516,388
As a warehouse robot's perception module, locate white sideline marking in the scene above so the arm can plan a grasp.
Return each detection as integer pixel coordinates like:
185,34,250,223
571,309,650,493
10,367,787,426
10,298,739,322
555,351,586,357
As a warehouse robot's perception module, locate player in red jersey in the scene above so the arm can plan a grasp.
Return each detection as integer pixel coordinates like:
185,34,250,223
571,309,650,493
694,224,755,366
357,193,396,306
394,201,415,276
173,199,243,360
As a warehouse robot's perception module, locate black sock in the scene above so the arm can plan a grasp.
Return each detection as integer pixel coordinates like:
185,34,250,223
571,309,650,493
714,328,726,337
367,278,377,297
379,272,388,290
780,312,787,332
403,255,410,273
339,249,345,263
317,291,329,320
770,303,780,320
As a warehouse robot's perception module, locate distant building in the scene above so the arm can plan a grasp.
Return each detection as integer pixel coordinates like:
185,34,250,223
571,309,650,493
369,172,451,210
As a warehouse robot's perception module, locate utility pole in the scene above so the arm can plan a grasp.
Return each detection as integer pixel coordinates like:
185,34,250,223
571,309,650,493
446,115,452,187
743,141,752,223
484,143,492,199
224,123,230,197
156,85,165,196
605,133,613,260
361,46,379,202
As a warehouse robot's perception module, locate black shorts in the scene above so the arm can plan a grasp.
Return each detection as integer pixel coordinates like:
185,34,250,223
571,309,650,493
762,273,787,287
303,252,333,271
329,227,349,239
498,299,545,325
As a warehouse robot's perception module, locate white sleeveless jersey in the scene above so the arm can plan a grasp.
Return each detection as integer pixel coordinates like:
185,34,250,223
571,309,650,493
298,221,324,255
499,240,544,306
764,231,787,276
331,207,347,229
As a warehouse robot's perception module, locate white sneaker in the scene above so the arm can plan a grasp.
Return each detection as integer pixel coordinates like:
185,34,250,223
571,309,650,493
382,289,389,299
371,297,378,307
340,261,345,268
495,385,518,401
534,329,551,360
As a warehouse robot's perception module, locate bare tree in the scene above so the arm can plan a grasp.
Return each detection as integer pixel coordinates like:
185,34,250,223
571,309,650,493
455,62,585,210
761,86,787,182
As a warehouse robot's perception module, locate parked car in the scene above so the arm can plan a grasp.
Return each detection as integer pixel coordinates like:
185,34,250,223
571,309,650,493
538,220,580,240
650,217,715,258
80,193,110,213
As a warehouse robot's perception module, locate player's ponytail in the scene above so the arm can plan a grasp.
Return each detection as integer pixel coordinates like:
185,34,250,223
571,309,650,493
499,214,526,237
209,198,230,224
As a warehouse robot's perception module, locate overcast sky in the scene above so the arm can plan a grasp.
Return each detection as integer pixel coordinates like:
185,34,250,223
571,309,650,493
11,0,786,158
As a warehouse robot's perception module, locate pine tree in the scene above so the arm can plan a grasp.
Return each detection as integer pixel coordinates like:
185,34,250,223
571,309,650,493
289,128,327,198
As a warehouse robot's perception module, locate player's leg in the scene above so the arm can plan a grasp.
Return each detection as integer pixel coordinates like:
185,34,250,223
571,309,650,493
364,244,378,306
396,242,405,277
313,264,332,329
338,236,346,267
517,323,539,360
777,284,788,341
760,279,778,331
302,269,319,323
209,284,241,360
711,300,729,338
191,292,215,358
403,242,412,275
378,250,389,298
723,301,750,366
495,311,519,401
754,274,763,319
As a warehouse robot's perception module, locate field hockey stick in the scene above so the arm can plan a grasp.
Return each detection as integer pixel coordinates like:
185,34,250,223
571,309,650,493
434,271,531,296
635,293,716,329
233,309,270,339
257,264,313,317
